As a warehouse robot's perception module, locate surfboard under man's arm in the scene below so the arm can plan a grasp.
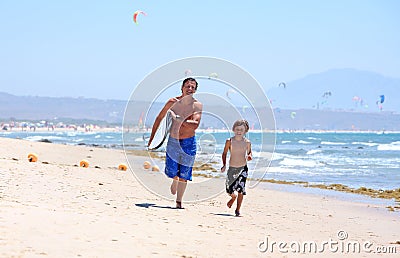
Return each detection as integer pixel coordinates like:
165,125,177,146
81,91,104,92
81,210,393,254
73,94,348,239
147,97,178,147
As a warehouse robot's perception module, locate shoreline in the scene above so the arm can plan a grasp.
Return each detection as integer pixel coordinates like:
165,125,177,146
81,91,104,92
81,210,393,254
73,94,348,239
124,148,400,204
2,136,400,205
3,137,399,206
3,126,400,134
190,173,400,210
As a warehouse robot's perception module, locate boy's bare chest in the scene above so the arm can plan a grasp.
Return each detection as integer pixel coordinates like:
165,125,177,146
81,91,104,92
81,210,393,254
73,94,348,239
231,140,246,151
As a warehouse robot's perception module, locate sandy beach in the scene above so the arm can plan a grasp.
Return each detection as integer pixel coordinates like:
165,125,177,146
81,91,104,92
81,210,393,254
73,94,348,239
0,137,399,257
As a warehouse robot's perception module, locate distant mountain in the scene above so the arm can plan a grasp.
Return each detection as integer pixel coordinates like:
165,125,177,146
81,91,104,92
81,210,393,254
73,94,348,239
267,68,400,112
2,71,400,131
0,92,127,123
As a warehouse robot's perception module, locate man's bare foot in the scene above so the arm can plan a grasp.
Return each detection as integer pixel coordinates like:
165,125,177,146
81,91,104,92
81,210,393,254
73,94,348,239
170,179,178,195
235,210,240,217
227,195,236,208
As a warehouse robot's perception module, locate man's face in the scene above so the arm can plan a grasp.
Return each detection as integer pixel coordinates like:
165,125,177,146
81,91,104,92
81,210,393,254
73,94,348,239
181,80,197,96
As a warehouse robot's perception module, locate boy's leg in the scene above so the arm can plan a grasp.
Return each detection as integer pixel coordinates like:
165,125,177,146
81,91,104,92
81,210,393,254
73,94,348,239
176,178,187,208
227,193,237,208
235,193,244,216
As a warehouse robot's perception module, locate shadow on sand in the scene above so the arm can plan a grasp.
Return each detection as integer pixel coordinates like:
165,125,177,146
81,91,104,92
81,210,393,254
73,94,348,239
210,212,236,217
135,203,177,209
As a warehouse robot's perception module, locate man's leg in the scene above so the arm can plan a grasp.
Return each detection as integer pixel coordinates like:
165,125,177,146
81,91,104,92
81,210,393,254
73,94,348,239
176,178,187,208
170,176,179,195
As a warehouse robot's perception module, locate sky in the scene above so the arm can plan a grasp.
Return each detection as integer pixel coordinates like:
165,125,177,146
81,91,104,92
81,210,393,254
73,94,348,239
0,0,399,100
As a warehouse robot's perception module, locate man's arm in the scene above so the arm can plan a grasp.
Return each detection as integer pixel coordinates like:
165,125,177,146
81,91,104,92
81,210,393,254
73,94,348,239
147,98,177,147
180,102,203,130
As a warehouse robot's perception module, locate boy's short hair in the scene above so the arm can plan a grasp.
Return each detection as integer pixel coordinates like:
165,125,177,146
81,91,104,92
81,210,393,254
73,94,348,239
182,77,198,90
232,119,250,133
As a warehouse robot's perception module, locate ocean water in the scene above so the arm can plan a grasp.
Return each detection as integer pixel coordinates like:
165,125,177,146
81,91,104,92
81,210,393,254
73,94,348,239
263,132,400,190
2,130,399,191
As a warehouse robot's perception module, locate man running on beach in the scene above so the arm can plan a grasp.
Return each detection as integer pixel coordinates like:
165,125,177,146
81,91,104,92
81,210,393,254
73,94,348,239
147,78,203,208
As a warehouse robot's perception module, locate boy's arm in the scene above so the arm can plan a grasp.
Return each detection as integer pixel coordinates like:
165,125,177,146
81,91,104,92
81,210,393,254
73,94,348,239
246,141,253,161
221,139,230,172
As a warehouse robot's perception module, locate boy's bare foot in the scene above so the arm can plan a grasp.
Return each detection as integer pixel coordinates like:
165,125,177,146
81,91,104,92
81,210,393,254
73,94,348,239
227,195,236,208
170,179,178,195
176,201,184,209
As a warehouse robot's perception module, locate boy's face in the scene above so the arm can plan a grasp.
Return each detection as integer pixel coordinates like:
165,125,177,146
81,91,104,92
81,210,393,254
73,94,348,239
233,125,246,137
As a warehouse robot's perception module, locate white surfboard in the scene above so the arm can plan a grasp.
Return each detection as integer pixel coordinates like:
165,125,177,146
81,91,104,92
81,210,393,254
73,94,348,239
147,112,172,150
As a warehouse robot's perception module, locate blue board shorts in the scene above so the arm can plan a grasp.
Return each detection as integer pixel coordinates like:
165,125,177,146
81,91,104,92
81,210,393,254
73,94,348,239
165,136,196,181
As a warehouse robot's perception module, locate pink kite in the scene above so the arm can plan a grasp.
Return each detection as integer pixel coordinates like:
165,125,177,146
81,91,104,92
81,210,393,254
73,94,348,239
133,10,147,24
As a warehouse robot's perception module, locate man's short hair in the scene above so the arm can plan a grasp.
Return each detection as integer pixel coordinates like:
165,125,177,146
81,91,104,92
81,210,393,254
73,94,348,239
182,77,198,90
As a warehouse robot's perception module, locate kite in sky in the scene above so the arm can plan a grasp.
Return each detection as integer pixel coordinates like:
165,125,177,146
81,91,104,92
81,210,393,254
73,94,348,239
378,95,385,104
184,69,193,76
376,94,385,111
133,10,147,25
226,88,237,100
322,91,332,98
209,72,218,79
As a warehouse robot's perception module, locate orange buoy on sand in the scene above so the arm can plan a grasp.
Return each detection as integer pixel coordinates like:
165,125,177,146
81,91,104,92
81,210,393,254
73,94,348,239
152,165,160,172
80,159,89,168
28,153,38,162
143,161,151,169
118,163,128,171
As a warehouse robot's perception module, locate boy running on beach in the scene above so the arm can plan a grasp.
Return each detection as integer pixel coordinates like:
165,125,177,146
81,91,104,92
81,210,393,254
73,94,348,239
221,119,252,216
